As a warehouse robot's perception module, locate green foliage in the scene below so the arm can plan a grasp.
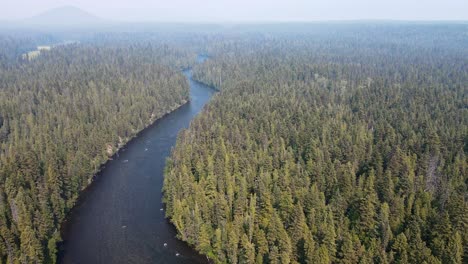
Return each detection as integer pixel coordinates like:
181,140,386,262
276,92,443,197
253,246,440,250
0,37,191,263
164,26,467,263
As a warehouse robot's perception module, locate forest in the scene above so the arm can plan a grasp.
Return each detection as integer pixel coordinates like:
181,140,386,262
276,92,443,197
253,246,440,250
163,24,468,264
0,35,194,263
0,23,466,264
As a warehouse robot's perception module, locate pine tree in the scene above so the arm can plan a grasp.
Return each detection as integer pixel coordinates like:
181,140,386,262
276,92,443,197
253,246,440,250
379,203,392,249
446,231,463,264
227,228,239,264
357,170,378,244
240,233,255,264
197,223,212,255
289,203,308,259
392,233,409,264
338,233,362,264
20,225,43,263
304,232,316,264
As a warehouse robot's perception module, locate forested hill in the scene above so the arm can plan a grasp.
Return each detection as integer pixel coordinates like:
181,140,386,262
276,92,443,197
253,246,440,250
163,26,468,263
0,38,192,263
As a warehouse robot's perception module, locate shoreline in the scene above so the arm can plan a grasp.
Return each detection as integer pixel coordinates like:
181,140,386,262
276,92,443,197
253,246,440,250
162,69,220,264
57,96,190,255
58,57,218,263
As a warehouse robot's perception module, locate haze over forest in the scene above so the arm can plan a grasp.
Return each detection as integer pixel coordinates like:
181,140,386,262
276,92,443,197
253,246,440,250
0,1,466,264
2,0,468,23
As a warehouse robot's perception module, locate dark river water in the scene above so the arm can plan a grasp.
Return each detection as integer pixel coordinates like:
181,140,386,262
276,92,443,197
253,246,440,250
59,56,215,264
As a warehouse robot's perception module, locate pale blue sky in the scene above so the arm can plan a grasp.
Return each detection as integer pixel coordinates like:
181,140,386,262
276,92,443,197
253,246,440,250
2,0,467,22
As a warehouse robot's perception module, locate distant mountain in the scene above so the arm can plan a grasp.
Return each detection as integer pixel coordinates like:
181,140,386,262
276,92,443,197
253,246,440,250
21,6,105,27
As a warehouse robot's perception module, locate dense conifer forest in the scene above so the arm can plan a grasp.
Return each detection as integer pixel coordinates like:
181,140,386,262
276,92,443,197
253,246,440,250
0,35,193,263
0,23,466,264
163,25,468,263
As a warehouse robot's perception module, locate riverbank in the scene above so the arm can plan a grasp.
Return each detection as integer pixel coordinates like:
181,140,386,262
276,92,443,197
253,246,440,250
58,96,190,255
58,62,217,264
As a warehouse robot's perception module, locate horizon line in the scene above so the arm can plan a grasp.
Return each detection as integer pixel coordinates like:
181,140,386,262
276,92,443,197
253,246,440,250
2,5,467,24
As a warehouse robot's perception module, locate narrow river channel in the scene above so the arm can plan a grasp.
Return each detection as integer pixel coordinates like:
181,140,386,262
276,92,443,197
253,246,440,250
59,56,215,264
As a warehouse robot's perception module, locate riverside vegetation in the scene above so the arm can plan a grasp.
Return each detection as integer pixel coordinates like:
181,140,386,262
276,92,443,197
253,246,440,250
0,35,194,263
163,24,468,264
0,24,466,264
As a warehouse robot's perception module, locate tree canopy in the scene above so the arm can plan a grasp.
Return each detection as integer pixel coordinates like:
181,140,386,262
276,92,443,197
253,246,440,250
0,36,193,263
164,25,468,264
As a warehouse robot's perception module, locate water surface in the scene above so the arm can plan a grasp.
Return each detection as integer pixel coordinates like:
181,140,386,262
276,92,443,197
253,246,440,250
59,58,215,264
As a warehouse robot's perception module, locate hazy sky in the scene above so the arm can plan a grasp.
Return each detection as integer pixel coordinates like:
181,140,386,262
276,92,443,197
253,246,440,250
2,0,467,22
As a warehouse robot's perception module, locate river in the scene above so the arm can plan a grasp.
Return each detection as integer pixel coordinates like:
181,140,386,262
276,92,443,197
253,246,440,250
59,55,215,264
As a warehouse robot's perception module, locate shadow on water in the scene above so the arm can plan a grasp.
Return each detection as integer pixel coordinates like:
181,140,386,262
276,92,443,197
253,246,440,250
58,55,216,264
